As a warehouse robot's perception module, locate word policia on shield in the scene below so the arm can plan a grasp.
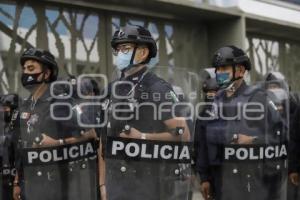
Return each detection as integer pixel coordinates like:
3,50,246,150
22,140,98,166
106,137,192,163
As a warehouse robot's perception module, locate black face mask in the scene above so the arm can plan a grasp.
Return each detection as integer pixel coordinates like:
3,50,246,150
21,72,44,91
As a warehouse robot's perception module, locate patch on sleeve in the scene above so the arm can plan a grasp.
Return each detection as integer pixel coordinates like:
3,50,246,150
169,90,179,103
268,100,278,111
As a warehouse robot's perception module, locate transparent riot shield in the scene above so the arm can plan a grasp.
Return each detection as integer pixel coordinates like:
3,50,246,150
18,80,99,200
104,66,200,200
203,79,289,200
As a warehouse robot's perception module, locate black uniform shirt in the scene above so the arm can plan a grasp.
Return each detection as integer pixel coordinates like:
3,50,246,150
108,67,176,137
17,88,84,147
13,86,88,172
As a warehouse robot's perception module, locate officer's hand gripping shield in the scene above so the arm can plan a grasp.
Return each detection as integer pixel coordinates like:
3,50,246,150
18,82,99,200
104,66,201,200
204,79,289,200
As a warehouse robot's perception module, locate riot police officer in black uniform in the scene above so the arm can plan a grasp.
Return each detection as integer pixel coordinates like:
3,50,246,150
198,45,287,200
194,68,219,166
264,72,289,115
0,94,19,200
264,72,300,200
194,69,219,199
78,77,102,127
76,76,105,200
102,25,192,200
12,48,98,200
54,74,105,200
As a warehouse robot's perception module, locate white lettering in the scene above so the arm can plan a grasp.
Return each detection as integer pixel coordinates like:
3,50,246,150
40,151,52,163
69,146,79,158
112,141,124,155
279,145,287,157
179,146,190,160
265,146,275,159
160,145,172,159
249,148,258,160
236,148,248,160
224,148,235,160
125,143,139,157
28,151,38,164
53,150,63,161
141,144,152,158
85,143,94,155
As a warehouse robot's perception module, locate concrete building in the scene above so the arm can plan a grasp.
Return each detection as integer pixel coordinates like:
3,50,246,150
0,1,299,199
0,0,299,93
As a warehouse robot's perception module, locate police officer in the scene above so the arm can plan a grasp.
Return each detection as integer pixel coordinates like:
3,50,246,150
198,45,287,200
78,77,102,126
12,48,98,200
54,75,105,200
201,68,219,103
76,76,105,200
194,68,219,164
265,72,300,200
264,72,289,115
194,69,219,199
102,25,191,200
0,94,19,200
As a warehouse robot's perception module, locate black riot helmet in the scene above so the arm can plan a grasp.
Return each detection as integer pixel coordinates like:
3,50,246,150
212,45,251,70
80,78,100,96
212,45,251,88
20,48,58,82
265,72,289,112
201,68,219,93
264,71,289,93
1,94,19,110
265,71,285,82
0,93,20,122
201,68,219,102
265,71,287,89
202,78,219,93
111,25,157,63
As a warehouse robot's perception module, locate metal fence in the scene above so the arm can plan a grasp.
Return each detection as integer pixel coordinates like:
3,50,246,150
0,0,205,94
246,34,300,91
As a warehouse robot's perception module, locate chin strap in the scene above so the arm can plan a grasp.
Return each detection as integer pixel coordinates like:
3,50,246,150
121,46,151,75
129,47,137,65
220,65,243,90
231,65,244,82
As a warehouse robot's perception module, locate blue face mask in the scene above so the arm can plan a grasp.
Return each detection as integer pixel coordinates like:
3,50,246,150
216,72,231,88
116,50,134,71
